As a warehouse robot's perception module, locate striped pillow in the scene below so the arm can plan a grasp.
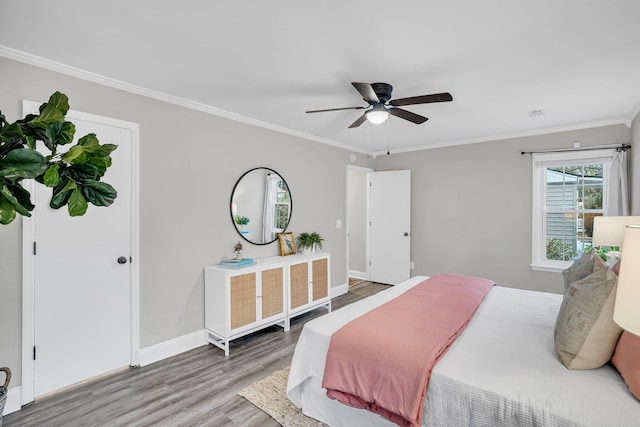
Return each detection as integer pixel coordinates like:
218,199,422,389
554,255,623,369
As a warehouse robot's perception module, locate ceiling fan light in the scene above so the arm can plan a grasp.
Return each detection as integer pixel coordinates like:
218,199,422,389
366,109,389,124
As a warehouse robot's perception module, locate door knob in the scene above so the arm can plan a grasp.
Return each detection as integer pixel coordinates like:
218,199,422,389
117,256,128,264
404,232,409,237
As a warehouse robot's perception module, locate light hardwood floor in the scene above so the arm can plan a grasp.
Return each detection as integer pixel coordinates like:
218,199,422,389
4,281,389,427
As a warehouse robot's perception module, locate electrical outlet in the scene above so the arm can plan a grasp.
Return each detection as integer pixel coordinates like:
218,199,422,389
410,261,415,270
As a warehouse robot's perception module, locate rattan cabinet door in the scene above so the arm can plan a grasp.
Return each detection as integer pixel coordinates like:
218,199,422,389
289,262,309,309
312,258,328,301
230,273,257,330
261,267,284,319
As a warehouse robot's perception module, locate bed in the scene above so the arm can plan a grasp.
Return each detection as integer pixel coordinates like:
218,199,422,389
286,276,640,427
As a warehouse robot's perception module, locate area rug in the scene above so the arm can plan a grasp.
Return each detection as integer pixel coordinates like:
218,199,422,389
238,367,326,427
349,277,364,286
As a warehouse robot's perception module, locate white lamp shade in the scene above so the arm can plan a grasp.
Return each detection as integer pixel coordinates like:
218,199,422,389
613,225,640,336
593,216,640,247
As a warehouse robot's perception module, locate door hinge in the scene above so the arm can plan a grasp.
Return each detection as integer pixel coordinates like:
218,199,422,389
33,345,36,360
33,241,37,255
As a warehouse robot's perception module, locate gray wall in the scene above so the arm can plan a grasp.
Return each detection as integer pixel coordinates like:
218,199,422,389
631,110,640,215
0,57,374,388
374,124,631,293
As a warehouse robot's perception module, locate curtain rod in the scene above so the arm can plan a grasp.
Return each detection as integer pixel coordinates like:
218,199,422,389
521,143,630,155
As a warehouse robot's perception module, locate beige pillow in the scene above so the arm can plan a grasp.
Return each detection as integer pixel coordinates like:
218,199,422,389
561,248,596,293
554,255,623,369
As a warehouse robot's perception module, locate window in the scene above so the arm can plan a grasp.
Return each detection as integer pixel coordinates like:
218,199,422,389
273,179,290,232
531,149,615,272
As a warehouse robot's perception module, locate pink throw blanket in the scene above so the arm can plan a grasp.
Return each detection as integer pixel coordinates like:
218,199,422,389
322,274,495,427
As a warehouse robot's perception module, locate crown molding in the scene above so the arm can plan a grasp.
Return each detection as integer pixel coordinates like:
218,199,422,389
373,117,630,157
1,45,632,158
0,45,371,155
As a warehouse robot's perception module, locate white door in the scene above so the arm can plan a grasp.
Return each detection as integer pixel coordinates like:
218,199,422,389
26,108,136,398
368,170,411,284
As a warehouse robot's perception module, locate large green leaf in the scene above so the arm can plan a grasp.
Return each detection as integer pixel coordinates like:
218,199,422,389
0,138,25,156
43,163,61,187
62,135,118,177
68,187,88,216
45,91,70,115
78,133,99,148
44,121,75,147
28,92,69,129
1,184,32,216
50,178,76,209
62,144,86,163
67,163,98,183
81,181,117,206
0,148,47,178
87,156,110,177
5,181,34,212
0,195,17,224
29,105,65,129
1,122,24,139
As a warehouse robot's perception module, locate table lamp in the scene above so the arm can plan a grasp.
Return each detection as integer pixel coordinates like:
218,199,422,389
593,216,640,267
613,225,640,336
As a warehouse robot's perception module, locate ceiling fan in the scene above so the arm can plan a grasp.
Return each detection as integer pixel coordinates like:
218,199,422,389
306,82,453,128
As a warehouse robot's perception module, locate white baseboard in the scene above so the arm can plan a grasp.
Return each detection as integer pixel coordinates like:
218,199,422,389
139,329,206,367
4,386,22,415
348,269,366,280
331,283,349,298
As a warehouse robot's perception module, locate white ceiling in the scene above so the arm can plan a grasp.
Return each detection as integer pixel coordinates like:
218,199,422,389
1,1,640,155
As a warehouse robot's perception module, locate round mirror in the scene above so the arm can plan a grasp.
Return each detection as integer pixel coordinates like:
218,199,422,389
230,167,292,245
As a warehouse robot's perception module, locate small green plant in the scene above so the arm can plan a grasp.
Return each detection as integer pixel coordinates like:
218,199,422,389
297,232,323,251
234,215,249,225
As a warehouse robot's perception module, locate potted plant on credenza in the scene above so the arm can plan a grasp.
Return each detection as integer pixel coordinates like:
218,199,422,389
0,91,118,225
297,232,324,254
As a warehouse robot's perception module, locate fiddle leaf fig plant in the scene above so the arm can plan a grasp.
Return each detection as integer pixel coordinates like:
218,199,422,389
0,91,118,224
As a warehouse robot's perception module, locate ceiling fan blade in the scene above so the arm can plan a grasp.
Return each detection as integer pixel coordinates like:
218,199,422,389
351,82,380,104
306,106,366,113
388,107,429,124
389,92,453,107
348,113,368,128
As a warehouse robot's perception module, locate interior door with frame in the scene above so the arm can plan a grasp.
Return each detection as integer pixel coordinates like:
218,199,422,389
22,103,138,400
367,170,411,285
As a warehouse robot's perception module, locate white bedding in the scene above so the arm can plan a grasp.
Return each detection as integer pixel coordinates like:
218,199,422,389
286,276,640,427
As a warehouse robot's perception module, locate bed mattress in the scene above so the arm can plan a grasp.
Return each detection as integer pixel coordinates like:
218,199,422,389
286,276,640,427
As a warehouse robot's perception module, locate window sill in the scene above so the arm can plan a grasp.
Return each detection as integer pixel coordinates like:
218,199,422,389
530,263,567,273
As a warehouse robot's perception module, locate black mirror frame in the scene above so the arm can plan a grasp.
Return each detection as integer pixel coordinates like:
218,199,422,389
229,167,293,245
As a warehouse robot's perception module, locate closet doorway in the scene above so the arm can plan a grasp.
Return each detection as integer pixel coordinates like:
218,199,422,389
346,166,372,283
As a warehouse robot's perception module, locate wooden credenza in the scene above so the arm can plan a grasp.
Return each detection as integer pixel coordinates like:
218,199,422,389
205,253,331,356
